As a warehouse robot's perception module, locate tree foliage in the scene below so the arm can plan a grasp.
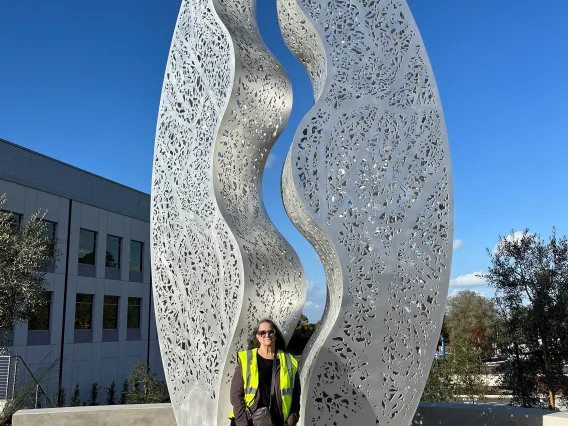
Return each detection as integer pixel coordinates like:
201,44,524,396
449,331,490,402
421,357,457,403
56,388,67,407
445,290,499,358
106,380,116,405
125,362,169,404
88,382,101,406
70,384,81,407
422,291,496,403
0,194,58,340
120,379,128,405
497,351,542,408
483,229,568,410
422,330,489,403
288,316,318,355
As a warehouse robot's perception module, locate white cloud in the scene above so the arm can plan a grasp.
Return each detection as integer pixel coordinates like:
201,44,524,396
304,300,320,309
449,272,487,287
303,280,327,322
265,153,277,168
492,231,531,254
453,239,463,250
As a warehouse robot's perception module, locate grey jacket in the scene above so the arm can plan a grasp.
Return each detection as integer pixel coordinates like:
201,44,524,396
230,356,301,426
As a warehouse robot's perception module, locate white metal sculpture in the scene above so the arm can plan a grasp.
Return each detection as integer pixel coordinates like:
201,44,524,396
278,0,453,424
152,0,452,425
151,1,304,425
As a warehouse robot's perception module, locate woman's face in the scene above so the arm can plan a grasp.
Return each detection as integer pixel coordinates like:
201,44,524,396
256,322,276,349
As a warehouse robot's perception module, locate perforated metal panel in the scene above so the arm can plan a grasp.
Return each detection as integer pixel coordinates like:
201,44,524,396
151,1,305,425
151,1,452,425
278,0,453,424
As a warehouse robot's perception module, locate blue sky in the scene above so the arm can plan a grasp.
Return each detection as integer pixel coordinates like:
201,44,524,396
1,0,567,323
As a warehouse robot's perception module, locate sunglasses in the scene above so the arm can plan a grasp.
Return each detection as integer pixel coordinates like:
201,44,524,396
257,329,275,337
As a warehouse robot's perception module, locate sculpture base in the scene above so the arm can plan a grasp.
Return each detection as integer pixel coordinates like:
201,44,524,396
10,402,568,426
12,404,175,426
415,402,566,426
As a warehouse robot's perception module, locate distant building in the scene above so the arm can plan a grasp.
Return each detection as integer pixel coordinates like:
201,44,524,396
0,138,163,402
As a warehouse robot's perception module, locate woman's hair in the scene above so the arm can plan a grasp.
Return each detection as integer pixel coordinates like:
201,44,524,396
247,318,287,351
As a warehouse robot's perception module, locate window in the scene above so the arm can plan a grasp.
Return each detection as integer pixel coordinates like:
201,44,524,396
43,220,56,240
28,292,52,331
42,220,57,272
105,235,121,268
75,294,93,330
129,241,143,273
103,296,119,329
1,210,23,230
127,298,141,329
78,229,97,265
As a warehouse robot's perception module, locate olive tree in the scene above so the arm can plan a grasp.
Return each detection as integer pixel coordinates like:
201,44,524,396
483,229,568,410
0,194,57,345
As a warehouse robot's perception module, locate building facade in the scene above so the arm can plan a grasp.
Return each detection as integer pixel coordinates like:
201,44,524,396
0,138,163,403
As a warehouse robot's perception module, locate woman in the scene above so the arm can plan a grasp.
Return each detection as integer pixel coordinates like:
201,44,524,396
229,319,301,426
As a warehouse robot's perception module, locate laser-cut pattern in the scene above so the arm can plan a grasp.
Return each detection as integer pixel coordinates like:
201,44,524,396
277,0,454,424
151,1,305,425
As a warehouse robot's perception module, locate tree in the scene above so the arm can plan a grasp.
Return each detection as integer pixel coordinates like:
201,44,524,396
421,330,489,403
497,350,542,408
70,384,81,407
445,290,499,358
106,381,116,405
449,331,490,402
288,321,318,355
422,292,496,403
119,380,128,405
492,297,544,408
88,383,100,406
0,194,58,343
483,229,568,410
125,362,169,404
56,388,67,407
421,357,456,403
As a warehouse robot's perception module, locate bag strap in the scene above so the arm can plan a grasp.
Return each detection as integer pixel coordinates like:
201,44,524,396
268,353,278,411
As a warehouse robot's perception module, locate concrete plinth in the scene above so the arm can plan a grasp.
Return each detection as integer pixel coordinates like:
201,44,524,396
414,402,549,426
545,413,568,426
11,402,568,426
12,404,175,426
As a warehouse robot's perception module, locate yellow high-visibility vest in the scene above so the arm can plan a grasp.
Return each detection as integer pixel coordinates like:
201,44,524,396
229,348,298,421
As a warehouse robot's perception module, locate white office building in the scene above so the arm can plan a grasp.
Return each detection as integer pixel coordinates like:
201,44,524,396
0,138,163,404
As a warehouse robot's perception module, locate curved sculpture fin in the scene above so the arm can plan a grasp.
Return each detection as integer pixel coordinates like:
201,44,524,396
277,0,454,424
151,1,305,425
